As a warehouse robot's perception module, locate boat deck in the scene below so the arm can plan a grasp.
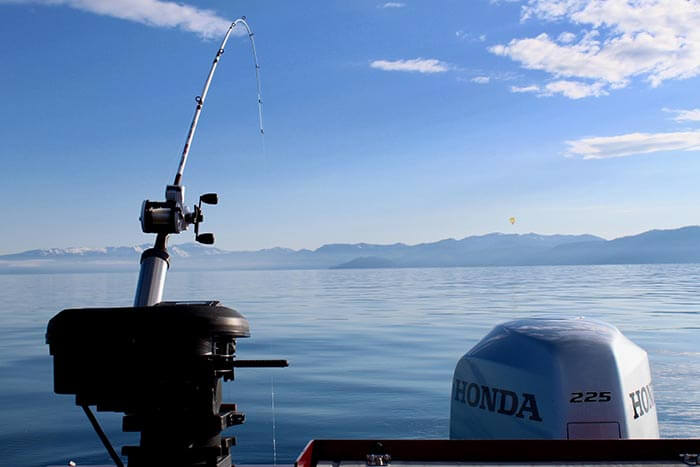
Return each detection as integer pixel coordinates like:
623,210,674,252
297,440,700,467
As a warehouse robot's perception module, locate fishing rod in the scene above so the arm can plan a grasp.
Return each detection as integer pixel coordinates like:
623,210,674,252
47,18,287,467
136,17,264,307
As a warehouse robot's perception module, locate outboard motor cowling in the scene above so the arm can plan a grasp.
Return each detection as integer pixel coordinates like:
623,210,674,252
449,317,659,439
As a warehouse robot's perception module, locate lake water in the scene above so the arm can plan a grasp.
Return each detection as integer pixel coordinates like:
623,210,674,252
1,264,699,466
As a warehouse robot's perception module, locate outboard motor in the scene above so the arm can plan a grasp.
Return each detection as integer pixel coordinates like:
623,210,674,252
449,317,659,439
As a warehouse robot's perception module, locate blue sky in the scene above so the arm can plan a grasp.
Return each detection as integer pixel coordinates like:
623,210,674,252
2,0,700,254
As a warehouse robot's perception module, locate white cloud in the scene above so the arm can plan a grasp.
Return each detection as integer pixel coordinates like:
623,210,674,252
379,2,405,8
509,80,605,98
566,130,700,159
663,107,700,122
557,31,576,44
544,80,607,99
521,0,585,21
490,0,700,98
471,76,491,84
3,0,233,38
456,30,487,42
511,84,541,93
370,58,449,73
490,31,630,87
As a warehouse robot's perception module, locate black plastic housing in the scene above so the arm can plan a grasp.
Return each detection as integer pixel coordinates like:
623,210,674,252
46,301,251,467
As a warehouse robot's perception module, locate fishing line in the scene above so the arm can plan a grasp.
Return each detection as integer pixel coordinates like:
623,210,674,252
271,375,278,467
174,17,265,186
244,23,268,163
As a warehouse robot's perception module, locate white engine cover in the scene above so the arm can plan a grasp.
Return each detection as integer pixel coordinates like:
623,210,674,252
449,317,659,439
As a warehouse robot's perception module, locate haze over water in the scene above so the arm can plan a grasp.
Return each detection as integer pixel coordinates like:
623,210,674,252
1,264,698,466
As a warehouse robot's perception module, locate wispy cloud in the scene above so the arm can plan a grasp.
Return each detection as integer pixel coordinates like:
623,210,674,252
379,2,405,8
566,130,700,159
544,80,607,99
471,76,490,84
490,0,700,98
663,107,700,122
511,84,540,93
557,31,576,44
456,30,486,42
370,58,449,73
510,80,606,99
3,0,233,38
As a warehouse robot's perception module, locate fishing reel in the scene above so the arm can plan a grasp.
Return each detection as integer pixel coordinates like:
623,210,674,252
140,184,218,245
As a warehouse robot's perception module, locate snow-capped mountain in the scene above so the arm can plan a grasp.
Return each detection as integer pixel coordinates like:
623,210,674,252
1,227,699,273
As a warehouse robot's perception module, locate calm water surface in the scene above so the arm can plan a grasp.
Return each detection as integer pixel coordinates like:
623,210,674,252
0,264,698,466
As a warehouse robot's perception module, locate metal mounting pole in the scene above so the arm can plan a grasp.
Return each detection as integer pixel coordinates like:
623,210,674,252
134,234,169,307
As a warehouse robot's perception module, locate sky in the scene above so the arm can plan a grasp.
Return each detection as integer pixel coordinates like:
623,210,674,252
2,0,700,254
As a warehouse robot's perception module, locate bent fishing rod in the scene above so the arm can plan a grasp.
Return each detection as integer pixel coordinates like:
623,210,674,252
175,17,264,186
136,17,264,307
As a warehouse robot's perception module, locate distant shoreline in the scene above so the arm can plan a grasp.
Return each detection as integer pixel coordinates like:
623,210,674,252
4,262,700,277
2,226,699,274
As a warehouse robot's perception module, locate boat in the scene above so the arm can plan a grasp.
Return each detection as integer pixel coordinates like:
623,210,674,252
45,18,699,467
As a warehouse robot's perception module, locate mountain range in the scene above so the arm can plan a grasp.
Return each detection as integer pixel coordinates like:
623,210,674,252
2,226,700,274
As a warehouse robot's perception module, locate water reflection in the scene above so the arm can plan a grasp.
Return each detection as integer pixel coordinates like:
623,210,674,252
0,264,698,466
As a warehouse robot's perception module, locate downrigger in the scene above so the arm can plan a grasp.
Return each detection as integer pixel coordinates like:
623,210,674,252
46,17,284,467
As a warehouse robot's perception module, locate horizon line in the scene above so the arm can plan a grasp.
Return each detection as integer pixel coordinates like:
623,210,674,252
4,225,699,257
